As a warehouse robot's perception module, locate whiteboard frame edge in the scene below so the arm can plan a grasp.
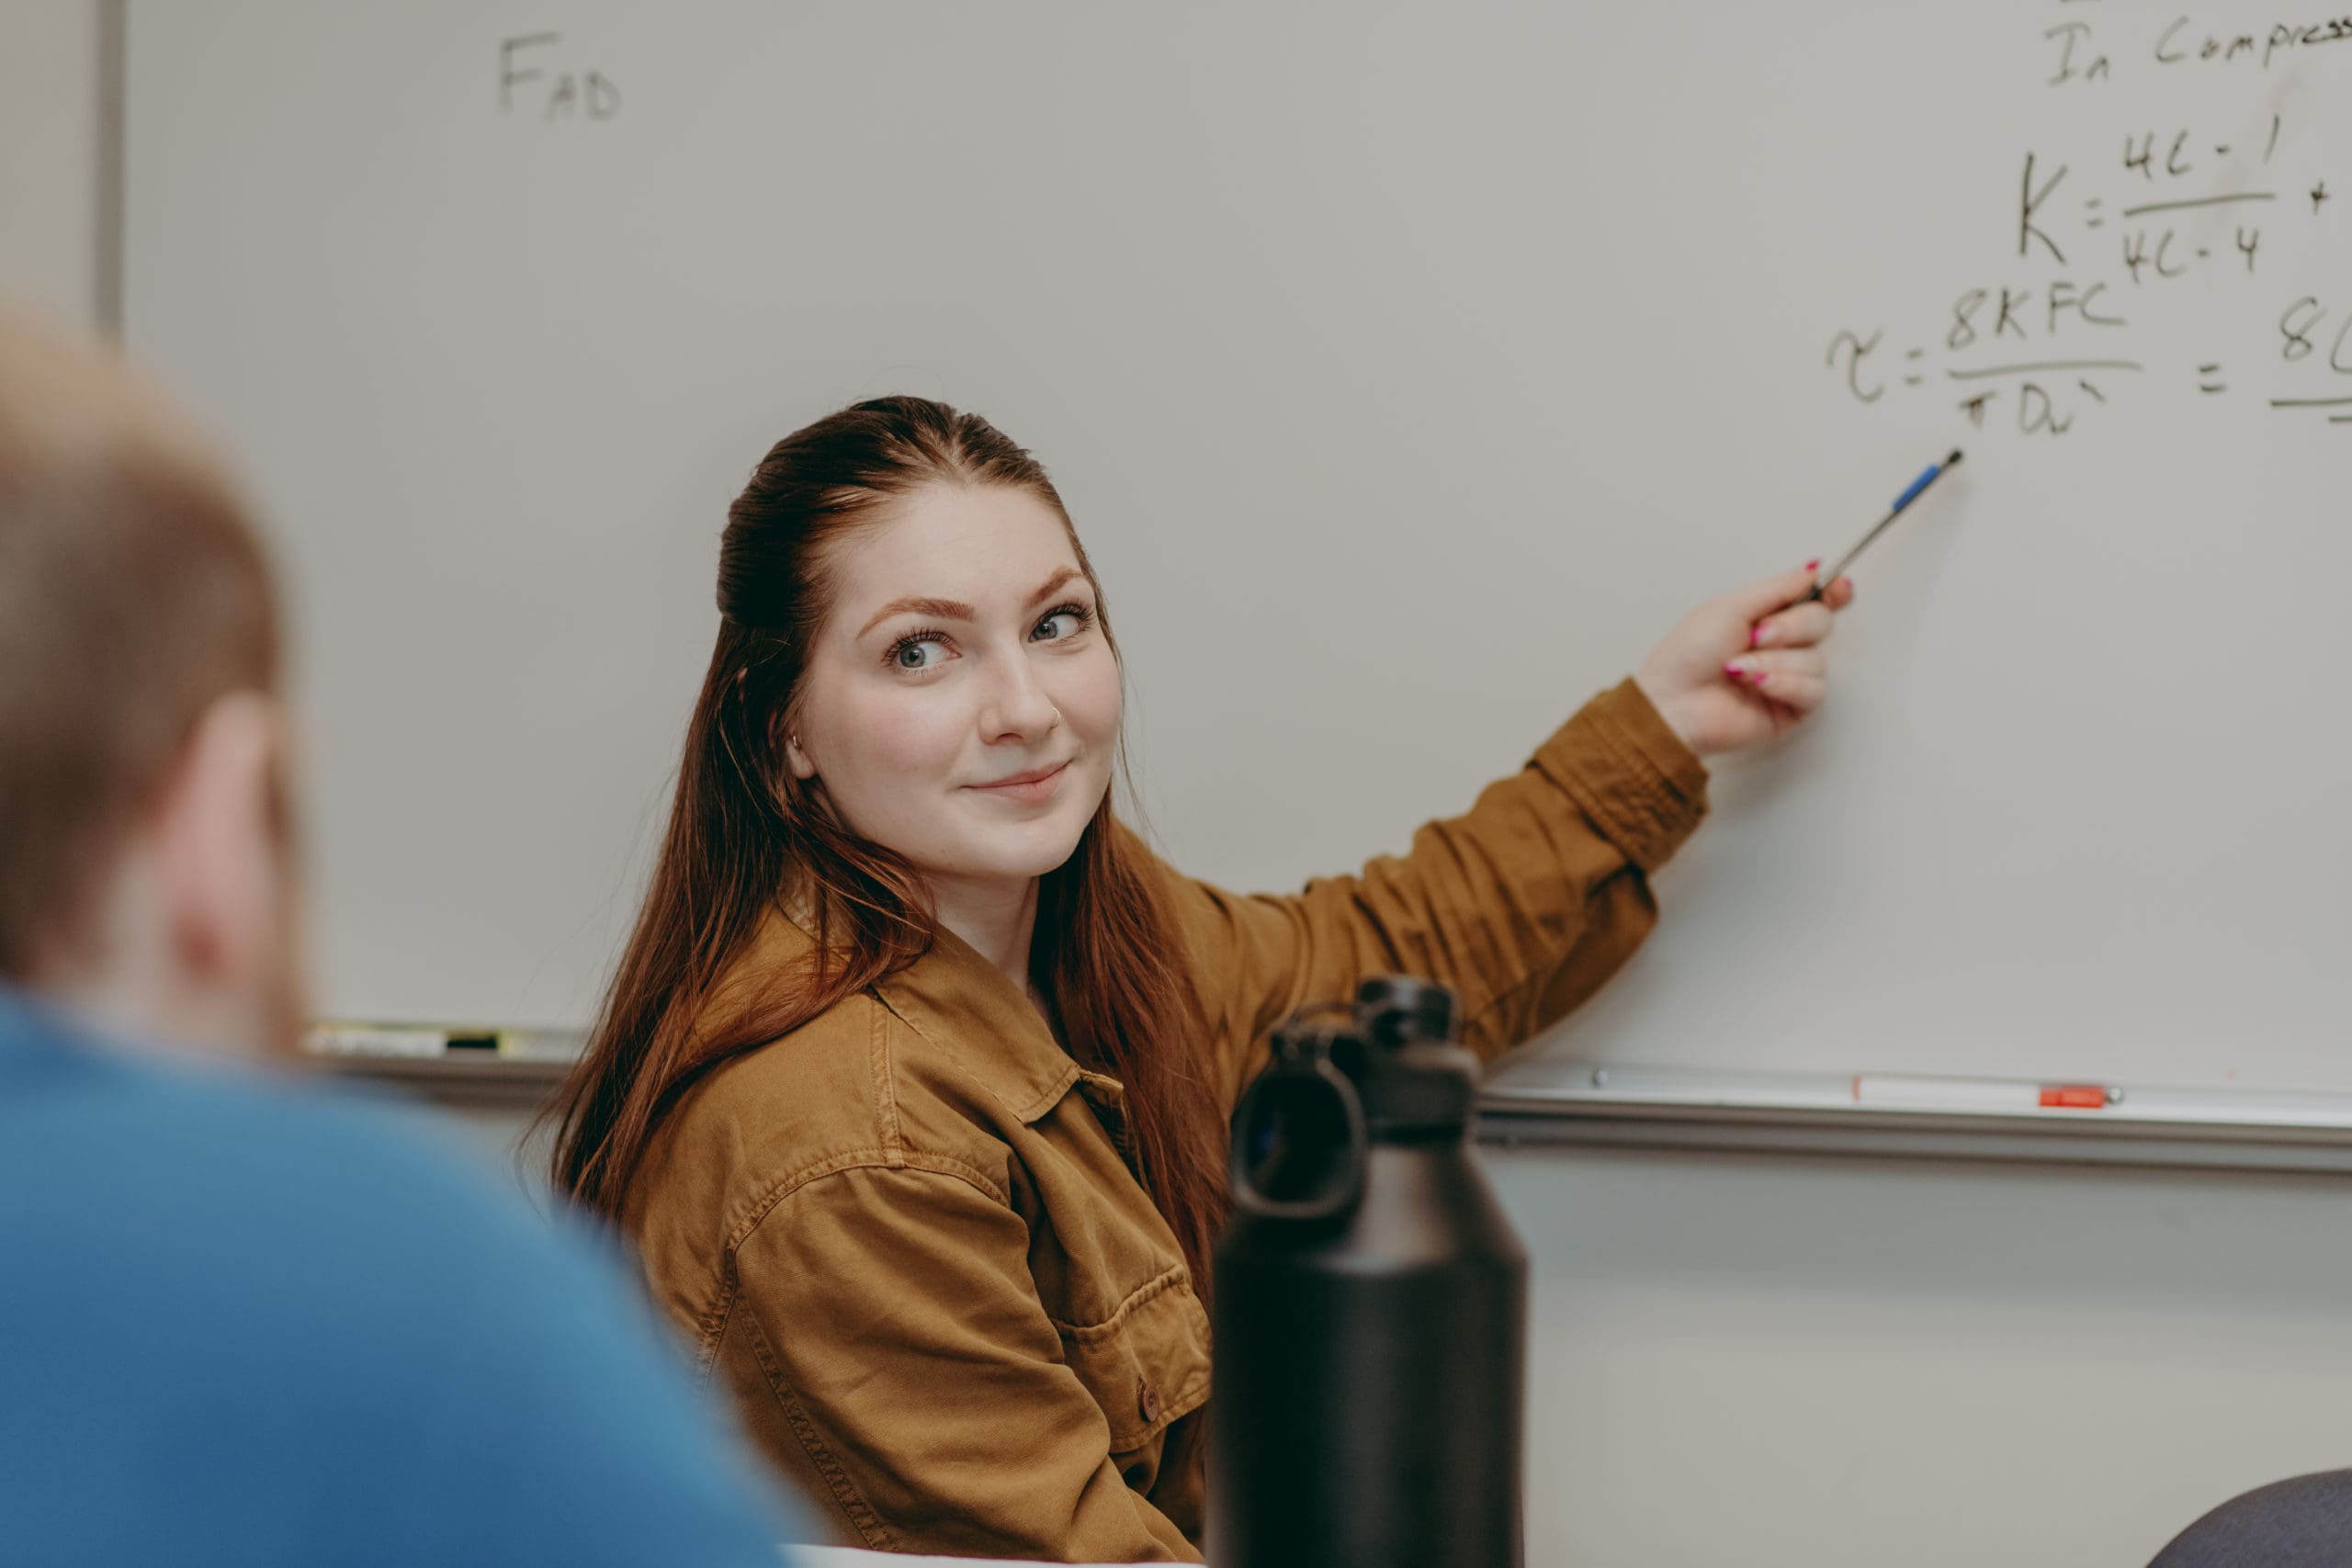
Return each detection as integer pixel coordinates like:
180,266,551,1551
1476,1088,2352,1175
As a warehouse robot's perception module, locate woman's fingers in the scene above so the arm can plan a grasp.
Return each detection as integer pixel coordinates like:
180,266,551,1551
1727,564,1826,622
1747,669,1826,715
1639,565,1853,756
1750,601,1834,650
1726,649,1829,717
1724,647,1826,687
1732,569,1857,648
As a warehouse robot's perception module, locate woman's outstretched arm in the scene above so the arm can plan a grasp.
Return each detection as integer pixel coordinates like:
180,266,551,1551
1167,565,1851,1100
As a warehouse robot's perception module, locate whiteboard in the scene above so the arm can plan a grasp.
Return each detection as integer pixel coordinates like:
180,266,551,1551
123,2,2352,1090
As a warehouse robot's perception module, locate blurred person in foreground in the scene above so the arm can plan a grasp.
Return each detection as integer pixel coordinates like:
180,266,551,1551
0,308,810,1567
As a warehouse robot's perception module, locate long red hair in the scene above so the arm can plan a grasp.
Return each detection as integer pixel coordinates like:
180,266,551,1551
545,396,1227,1291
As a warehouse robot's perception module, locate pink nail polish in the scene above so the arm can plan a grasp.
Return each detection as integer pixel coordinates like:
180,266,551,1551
1747,626,1760,649
1804,558,1822,572
1724,663,1747,682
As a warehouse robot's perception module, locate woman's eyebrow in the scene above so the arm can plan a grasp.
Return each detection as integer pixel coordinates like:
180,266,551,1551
857,595,974,637
855,570,1086,638
1024,567,1084,608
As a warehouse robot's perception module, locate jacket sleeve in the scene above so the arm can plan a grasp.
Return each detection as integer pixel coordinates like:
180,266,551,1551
1165,679,1709,1099
726,1159,1204,1563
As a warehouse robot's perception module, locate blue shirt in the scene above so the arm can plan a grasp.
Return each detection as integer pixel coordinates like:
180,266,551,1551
0,987,808,1566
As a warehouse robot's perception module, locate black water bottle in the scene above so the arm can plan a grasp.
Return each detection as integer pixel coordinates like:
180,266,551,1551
1208,977,1527,1568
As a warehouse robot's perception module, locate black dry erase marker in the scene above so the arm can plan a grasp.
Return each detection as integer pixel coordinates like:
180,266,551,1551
1807,448,1963,602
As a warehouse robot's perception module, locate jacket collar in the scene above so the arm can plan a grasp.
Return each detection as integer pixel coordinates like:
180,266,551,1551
739,908,1083,1124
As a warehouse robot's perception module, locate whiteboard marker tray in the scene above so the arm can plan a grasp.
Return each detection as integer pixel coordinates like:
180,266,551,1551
1478,1065,2352,1175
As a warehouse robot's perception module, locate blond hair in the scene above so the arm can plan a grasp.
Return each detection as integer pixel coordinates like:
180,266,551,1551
0,310,280,979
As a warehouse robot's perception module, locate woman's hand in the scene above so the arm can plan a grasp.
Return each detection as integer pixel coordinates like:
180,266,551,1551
1633,564,1856,759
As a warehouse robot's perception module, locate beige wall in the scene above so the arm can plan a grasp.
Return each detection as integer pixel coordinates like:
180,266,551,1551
1486,1143,2352,1566
0,1,105,331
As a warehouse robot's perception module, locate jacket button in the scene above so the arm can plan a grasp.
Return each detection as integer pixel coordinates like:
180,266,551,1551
1137,1379,1161,1424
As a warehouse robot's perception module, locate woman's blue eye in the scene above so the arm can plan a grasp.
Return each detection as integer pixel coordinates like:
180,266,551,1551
1033,605,1089,641
891,636,945,671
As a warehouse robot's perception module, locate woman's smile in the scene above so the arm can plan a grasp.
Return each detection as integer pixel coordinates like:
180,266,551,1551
966,759,1069,804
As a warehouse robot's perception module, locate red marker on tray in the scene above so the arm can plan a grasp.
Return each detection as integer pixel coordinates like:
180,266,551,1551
1851,1074,2124,1112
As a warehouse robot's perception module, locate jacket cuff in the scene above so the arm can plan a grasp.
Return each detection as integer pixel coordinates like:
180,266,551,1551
1532,679,1710,874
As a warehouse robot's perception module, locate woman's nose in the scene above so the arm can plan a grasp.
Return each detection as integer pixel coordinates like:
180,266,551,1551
978,651,1060,742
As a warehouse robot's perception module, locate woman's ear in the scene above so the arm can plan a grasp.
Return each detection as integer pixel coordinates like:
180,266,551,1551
783,725,818,782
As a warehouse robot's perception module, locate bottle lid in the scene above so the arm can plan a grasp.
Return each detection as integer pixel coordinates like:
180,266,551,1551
1349,976,1477,1134
1227,1022,1367,1220
1354,976,1456,1048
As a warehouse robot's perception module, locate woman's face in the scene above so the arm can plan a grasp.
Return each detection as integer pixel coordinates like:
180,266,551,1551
786,482,1123,894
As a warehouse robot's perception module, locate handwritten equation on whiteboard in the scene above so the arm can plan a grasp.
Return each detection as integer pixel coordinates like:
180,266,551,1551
1825,6,2352,438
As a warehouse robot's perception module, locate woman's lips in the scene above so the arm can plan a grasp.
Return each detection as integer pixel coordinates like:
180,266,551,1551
967,761,1069,804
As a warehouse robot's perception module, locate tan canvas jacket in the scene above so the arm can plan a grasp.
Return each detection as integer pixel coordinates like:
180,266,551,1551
628,679,1708,1561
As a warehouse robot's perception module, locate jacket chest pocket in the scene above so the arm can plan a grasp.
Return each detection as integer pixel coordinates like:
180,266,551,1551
1054,1267,1214,1456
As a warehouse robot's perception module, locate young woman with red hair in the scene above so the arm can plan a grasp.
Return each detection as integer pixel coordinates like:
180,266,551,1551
548,397,1852,1562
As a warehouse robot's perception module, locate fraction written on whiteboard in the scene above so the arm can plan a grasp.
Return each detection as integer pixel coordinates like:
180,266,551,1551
1824,3,2352,439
